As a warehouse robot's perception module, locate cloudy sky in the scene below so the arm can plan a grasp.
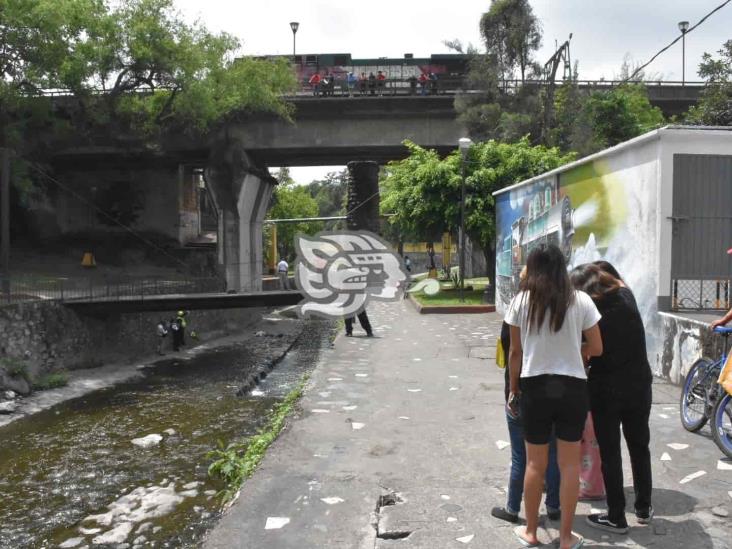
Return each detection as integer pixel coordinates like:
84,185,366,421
174,0,731,182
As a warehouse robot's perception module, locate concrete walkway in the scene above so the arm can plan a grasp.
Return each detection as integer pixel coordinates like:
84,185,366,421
204,301,732,549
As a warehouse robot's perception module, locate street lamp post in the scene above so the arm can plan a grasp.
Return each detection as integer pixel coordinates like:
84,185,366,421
290,21,299,60
458,137,472,303
678,20,689,86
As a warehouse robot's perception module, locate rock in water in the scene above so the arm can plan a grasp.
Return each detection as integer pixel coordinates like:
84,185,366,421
4,390,15,399
0,400,17,414
131,434,163,448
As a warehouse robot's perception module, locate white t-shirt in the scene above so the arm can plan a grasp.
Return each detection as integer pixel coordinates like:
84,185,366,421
277,260,288,273
505,290,601,380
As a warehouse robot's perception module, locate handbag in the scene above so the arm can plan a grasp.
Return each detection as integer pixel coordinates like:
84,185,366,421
496,337,506,369
579,412,606,500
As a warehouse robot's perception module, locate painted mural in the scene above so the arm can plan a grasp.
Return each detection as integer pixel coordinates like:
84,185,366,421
495,149,662,369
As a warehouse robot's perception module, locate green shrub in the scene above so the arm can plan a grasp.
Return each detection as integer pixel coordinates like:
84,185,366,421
207,377,306,501
32,371,69,391
1,357,30,382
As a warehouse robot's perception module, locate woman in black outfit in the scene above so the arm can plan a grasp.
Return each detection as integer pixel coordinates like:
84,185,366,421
570,263,653,534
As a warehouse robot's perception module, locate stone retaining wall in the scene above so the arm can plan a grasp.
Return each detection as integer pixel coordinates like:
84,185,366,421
0,301,261,381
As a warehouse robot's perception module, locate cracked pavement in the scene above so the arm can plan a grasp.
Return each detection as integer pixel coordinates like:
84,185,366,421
204,300,732,549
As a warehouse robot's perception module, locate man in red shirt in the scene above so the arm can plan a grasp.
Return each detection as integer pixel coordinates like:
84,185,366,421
309,72,321,96
376,70,386,96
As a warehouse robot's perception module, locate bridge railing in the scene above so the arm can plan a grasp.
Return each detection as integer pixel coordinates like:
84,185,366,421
0,274,225,307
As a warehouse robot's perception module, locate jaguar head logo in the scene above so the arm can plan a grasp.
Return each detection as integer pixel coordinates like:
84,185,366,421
294,231,408,319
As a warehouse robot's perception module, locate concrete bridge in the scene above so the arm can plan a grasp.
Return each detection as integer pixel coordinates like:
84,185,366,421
46,82,701,295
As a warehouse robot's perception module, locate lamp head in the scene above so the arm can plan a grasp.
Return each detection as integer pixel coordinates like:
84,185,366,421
678,20,689,33
290,21,300,34
458,137,472,159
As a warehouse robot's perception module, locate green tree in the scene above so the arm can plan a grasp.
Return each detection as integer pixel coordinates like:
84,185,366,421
480,0,542,84
267,170,322,262
381,139,574,279
686,40,732,126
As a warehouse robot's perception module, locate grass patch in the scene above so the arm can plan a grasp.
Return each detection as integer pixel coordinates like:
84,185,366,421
207,376,308,502
32,371,69,390
0,357,31,382
412,289,486,306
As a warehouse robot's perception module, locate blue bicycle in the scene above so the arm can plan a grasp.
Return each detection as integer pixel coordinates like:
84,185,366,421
680,326,732,458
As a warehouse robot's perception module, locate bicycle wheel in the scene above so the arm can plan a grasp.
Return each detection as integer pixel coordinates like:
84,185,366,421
712,393,732,459
680,358,714,432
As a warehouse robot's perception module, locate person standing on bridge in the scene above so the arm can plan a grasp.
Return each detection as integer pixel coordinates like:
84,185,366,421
309,72,321,96
170,315,182,352
277,257,290,290
156,319,169,355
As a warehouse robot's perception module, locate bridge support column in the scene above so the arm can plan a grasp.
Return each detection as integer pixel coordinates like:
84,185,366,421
205,142,275,292
346,161,380,232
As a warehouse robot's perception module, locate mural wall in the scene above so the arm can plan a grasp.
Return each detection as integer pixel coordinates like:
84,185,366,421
495,142,665,371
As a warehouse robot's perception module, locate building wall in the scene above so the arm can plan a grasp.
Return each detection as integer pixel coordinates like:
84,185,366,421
495,136,663,370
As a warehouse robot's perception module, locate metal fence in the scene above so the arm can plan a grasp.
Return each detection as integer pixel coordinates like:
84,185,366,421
671,279,731,311
0,275,225,307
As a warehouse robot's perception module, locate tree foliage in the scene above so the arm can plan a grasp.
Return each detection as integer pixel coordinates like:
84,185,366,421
686,40,732,126
381,139,574,275
267,169,322,262
479,0,541,83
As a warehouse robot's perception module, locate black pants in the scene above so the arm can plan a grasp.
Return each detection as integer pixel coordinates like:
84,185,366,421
345,310,373,335
590,383,652,522
172,329,183,351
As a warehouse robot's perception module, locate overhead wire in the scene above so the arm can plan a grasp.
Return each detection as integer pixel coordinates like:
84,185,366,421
624,0,731,82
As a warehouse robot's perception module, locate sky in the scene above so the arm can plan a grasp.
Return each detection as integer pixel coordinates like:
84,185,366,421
174,0,732,183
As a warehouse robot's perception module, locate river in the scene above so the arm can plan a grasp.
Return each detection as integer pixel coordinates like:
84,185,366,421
0,319,334,549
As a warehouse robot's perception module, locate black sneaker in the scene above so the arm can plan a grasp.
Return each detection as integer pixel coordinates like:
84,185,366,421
635,506,654,524
547,508,561,521
490,506,519,523
586,514,629,534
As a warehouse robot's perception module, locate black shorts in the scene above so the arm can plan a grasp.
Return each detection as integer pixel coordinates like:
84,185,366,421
520,374,588,444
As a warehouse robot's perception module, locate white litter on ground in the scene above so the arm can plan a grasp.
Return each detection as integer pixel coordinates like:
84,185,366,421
399,416,410,420
355,373,368,378
351,422,365,430
658,414,670,419
342,405,358,411
413,358,422,362
264,517,290,530
449,387,459,391
447,517,458,522
679,471,706,484
407,389,422,393
456,534,475,543
251,389,264,397
718,460,732,471
667,443,689,450
163,428,176,436
320,497,344,505
496,440,511,450
441,494,451,500
311,409,330,414
660,453,672,461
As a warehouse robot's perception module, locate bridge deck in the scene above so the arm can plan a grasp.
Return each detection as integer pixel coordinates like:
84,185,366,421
63,291,304,315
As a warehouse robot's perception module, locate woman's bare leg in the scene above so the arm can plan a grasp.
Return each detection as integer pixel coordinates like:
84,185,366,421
557,439,582,548
520,441,549,544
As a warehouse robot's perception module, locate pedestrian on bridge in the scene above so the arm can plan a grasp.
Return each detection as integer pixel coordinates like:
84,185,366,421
170,316,182,352
176,310,188,347
277,258,290,290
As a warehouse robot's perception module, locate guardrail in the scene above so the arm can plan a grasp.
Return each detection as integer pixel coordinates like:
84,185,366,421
671,279,731,311
0,274,225,307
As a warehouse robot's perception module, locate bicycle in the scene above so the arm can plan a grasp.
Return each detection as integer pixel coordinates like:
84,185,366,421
680,326,732,458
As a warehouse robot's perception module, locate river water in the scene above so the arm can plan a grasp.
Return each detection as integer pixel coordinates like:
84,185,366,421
0,320,333,549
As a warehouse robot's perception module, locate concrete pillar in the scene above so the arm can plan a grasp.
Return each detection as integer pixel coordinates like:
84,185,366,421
204,141,275,292
346,161,380,232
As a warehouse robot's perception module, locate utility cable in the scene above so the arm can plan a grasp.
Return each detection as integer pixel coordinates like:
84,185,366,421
27,162,191,270
625,0,731,82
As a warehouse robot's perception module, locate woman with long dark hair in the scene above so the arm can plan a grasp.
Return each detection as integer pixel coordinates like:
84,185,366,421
506,244,602,549
570,262,653,534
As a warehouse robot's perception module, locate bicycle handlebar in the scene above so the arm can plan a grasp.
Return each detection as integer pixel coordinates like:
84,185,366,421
713,326,732,334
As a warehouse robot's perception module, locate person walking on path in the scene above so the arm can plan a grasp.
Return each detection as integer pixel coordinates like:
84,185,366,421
345,309,373,337
506,244,603,549
277,258,290,290
491,320,561,524
571,263,654,533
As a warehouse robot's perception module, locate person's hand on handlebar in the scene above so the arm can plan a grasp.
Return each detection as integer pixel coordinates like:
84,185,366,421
712,316,731,330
